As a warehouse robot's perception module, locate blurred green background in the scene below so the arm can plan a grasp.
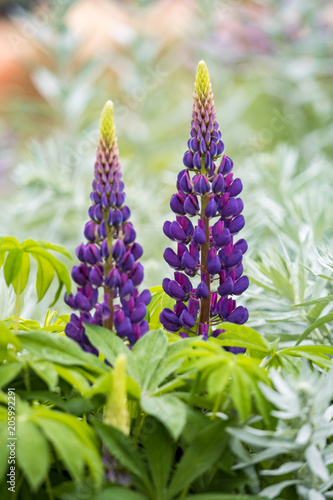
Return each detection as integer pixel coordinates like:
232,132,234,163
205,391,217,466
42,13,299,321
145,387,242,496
0,0,333,338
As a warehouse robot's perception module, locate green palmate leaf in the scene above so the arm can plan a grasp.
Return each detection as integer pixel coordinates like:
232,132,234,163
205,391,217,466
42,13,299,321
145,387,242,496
296,313,333,345
142,418,174,500
30,246,71,294
35,254,55,301
207,364,231,396
167,420,228,499
132,329,167,390
230,365,252,423
140,393,187,440
94,422,152,495
54,365,92,393
35,240,73,260
0,421,9,479
17,330,107,374
37,418,86,482
215,324,270,352
182,495,274,500
0,363,22,388
12,251,30,294
276,345,333,369
0,251,6,268
0,237,20,252
95,488,147,500
4,248,23,286
84,323,129,360
0,323,21,352
35,408,103,486
16,420,50,490
249,377,275,428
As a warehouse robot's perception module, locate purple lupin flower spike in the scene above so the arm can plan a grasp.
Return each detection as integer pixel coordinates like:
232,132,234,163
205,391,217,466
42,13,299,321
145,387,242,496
160,61,249,345
65,101,151,351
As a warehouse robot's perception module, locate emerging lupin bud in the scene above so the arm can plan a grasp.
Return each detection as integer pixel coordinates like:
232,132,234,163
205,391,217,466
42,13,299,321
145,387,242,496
65,101,151,350
160,61,249,347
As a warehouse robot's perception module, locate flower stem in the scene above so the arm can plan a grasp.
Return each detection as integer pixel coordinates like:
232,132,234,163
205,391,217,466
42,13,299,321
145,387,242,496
13,274,21,334
199,196,211,333
104,222,114,331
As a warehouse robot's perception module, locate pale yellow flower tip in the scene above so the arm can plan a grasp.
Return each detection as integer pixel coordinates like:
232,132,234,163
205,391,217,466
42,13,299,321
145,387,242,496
99,100,116,146
194,60,212,98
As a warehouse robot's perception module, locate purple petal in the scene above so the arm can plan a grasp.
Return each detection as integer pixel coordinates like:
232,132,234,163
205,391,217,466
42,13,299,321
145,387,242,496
84,221,97,242
234,239,248,254
164,248,181,269
220,197,238,218
116,317,133,338
184,195,199,216
181,251,197,270
205,197,217,218
179,171,193,193
193,226,206,245
196,281,209,299
204,151,212,169
225,250,243,270
113,240,126,261
130,303,147,324
193,151,201,169
163,221,175,240
89,265,103,286
227,306,249,325
179,310,196,328
168,280,187,300
228,215,245,235
170,194,185,215
170,221,188,242
131,242,143,261
233,276,249,295
207,255,221,275
227,178,243,197
193,174,210,195
137,289,152,306
212,173,225,194
218,277,234,297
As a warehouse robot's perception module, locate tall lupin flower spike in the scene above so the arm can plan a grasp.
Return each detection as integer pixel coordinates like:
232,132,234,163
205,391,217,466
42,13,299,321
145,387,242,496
160,61,249,345
65,101,151,350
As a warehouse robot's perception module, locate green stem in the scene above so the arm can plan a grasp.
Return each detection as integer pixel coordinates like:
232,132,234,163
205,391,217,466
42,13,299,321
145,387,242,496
13,274,21,334
180,484,191,498
45,475,54,500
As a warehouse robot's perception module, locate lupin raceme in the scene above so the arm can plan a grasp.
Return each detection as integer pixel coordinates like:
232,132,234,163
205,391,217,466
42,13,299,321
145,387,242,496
65,101,151,351
160,61,249,344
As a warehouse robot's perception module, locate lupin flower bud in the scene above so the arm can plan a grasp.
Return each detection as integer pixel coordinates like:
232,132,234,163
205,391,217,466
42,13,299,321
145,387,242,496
160,61,249,344
65,101,151,351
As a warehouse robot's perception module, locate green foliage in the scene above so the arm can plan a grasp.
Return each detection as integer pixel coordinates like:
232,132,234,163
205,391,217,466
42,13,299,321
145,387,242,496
0,237,71,304
1,2,333,496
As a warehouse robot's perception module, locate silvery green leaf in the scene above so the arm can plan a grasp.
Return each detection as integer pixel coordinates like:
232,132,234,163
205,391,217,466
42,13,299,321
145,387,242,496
305,444,329,482
258,380,296,411
296,423,312,445
323,404,333,422
260,461,304,476
260,479,300,498
234,446,291,469
308,489,326,500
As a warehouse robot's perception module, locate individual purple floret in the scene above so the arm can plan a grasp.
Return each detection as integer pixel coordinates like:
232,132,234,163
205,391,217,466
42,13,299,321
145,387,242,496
160,61,249,344
65,101,151,350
